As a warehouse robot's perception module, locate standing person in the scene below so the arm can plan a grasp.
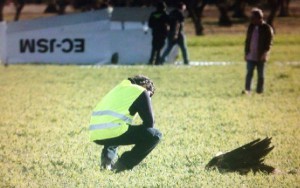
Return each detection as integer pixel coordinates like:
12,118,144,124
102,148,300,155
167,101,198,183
160,2,189,65
243,8,274,94
148,1,169,65
89,75,162,172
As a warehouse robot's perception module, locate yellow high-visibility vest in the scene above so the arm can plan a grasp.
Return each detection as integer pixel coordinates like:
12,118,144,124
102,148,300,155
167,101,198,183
89,80,145,141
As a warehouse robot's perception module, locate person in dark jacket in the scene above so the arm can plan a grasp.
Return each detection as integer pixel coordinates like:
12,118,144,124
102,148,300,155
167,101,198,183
90,75,162,172
243,8,274,94
160,2,189,65
148,1,169,65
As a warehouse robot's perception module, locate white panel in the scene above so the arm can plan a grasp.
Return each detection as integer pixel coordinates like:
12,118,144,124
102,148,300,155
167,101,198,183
7,31,111,64
2,8,178,65
110,30,152,64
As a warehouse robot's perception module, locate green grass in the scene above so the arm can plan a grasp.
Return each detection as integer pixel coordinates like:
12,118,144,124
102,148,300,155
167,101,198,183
1,32,300,187
187,33,300,63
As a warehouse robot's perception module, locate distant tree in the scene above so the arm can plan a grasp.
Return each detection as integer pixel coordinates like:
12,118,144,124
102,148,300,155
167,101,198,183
184,0,291,35
0,0,292,34
279,0,290,16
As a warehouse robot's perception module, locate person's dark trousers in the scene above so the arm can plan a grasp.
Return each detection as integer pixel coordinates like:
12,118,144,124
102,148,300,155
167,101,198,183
95,125,162,170
245,60,265,93
149,36,165,65
160,34,189,65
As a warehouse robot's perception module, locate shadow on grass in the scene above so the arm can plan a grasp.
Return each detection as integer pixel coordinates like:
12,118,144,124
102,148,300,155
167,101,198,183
205,137,276,175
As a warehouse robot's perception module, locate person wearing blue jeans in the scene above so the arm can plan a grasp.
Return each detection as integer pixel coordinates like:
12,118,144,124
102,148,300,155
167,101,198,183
160,2,189,65
161,34,189,65
96,125,162,171
246,61,265,93
243,8,273,94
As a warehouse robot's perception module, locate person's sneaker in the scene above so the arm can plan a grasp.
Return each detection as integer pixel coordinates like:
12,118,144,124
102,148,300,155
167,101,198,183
100,155,118,171
112,160,128,173
184,61,189,65
101,158,112,170
101,163,112,170
242,90,251,95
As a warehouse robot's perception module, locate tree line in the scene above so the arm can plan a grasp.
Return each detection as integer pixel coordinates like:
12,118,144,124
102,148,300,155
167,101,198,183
0,0,291,35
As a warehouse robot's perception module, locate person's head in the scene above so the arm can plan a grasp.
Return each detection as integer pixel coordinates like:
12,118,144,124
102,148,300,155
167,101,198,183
177,2,186,12
156,1,166,12
128,75,155,97
250,8,264,25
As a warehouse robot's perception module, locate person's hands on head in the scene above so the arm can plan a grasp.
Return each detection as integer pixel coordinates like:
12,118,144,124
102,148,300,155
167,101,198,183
128,75,155,97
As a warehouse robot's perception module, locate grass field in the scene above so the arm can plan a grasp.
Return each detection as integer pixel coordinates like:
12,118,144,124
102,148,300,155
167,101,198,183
1,6,300,187
1,62,299,187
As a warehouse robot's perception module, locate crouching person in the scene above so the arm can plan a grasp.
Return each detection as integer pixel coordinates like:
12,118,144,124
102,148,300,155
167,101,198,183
89,75,162,172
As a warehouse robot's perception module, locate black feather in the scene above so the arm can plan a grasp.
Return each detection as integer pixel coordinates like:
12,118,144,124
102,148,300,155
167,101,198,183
205,137,275,174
